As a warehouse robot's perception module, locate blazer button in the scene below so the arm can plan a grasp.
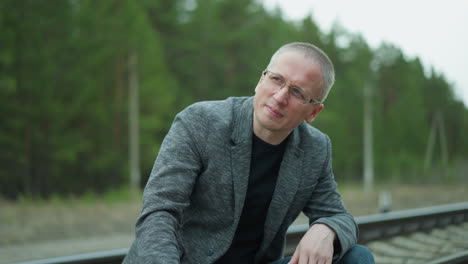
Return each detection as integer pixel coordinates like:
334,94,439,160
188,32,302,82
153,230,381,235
207,248,214,256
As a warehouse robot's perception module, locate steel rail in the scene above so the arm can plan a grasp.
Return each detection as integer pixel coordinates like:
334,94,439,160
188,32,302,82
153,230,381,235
426,250,468,264
355,201,468,244
284,201,468,255
8,249,127,264
9,202,468,264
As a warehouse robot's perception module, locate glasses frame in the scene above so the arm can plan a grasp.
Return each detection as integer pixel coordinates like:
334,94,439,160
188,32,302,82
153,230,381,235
262,70,323,105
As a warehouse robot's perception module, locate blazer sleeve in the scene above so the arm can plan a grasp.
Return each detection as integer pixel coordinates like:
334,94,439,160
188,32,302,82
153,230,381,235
124,112,205,264
302,134,358,262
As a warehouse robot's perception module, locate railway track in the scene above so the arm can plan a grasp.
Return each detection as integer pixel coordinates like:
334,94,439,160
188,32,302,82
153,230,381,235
10,202,468,264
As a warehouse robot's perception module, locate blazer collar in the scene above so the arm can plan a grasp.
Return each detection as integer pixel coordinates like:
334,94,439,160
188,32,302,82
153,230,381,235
230,97,254,145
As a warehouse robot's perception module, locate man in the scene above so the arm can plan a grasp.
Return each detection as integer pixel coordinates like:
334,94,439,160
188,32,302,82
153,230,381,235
124,42,374,263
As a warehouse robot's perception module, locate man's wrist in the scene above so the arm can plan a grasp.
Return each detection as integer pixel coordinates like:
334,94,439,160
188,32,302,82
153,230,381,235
312,223,336,242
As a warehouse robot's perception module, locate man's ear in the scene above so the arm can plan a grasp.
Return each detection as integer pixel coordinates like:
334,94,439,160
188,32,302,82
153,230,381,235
305,104,324,123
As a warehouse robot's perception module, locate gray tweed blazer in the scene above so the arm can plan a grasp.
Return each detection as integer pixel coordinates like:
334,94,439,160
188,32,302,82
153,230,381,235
124,96,357,264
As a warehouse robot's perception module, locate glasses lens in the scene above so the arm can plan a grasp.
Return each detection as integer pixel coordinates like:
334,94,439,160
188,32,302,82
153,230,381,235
289,87,308,104
265,70,316,104
268,73,284,86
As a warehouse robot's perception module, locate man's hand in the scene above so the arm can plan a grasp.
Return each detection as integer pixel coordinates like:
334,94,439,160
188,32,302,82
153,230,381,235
288,223,336,264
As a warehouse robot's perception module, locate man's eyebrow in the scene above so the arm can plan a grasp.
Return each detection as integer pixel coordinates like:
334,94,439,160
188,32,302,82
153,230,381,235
289,84,303,89
274,72,285,79
288,81,305,91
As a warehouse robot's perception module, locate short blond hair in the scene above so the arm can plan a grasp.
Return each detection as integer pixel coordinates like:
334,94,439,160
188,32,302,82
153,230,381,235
267,42,335,102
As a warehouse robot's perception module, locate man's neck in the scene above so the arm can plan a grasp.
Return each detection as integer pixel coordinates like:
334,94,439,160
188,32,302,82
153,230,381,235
253,126,291,145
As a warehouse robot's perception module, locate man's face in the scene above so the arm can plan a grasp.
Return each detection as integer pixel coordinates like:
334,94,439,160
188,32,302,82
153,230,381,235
253,51,324,142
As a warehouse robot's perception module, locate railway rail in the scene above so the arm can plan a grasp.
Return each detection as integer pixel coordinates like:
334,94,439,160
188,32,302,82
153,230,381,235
10,202,468,264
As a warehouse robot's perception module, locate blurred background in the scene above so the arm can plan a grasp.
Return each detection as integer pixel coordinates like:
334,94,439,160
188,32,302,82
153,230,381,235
0,0,467,262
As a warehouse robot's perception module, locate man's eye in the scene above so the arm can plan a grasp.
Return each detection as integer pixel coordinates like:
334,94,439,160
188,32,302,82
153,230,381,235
291,88,307,100
291,87,303,96
270,76,283,83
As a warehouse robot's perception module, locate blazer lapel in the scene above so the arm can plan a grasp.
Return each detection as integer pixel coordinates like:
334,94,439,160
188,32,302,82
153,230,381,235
229,97,254,219
229,98,305,255
258,127,303,254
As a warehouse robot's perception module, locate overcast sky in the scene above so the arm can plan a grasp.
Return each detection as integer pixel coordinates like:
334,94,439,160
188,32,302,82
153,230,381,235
263,0,468,106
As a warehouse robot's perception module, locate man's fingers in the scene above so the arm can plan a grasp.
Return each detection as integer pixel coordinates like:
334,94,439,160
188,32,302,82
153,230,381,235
289,243,333,264
298,254,308,264
288,247,300,264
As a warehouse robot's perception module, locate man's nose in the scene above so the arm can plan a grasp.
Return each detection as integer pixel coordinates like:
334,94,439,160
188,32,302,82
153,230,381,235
273,85,289,104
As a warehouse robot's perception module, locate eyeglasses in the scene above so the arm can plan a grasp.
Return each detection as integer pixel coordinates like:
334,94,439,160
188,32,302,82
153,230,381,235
262,70,323,105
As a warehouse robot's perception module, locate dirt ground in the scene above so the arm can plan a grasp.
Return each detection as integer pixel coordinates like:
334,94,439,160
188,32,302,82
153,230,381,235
0,183,467,263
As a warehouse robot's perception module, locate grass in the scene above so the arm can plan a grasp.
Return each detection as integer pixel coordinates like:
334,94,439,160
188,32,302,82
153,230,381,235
0,183,467,247
0,186,142,246
339,182,468,216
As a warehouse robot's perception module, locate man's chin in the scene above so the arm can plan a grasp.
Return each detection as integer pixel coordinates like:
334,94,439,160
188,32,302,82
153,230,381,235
260,120,284,132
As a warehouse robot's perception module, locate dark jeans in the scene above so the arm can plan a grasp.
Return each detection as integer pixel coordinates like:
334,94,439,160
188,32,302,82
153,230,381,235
270,245,375,264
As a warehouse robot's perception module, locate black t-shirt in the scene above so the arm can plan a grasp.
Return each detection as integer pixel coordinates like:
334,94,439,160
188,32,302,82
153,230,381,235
215,133,288,264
